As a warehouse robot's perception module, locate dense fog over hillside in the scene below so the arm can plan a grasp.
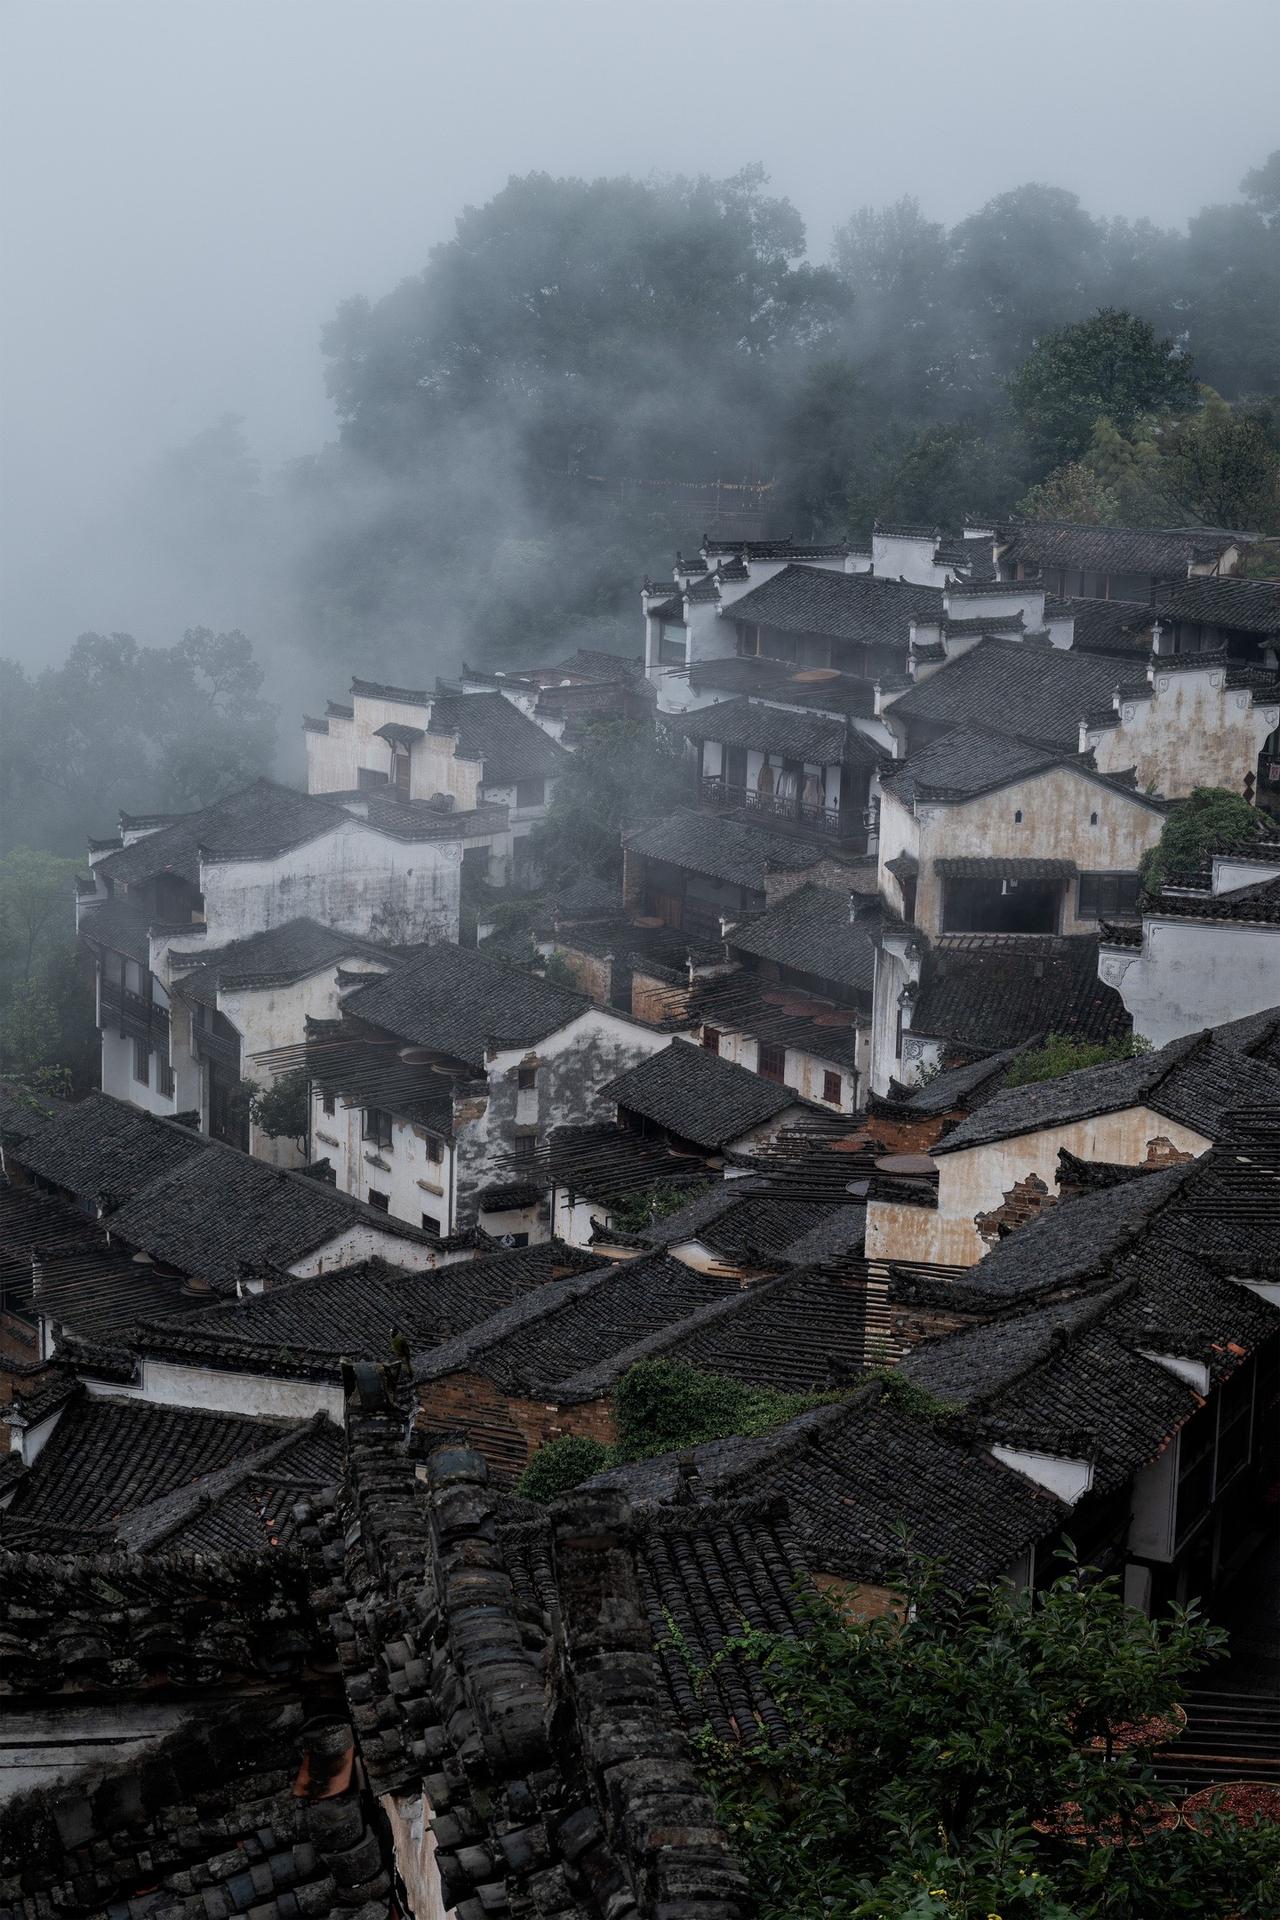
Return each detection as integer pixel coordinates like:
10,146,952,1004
2,0,1278,689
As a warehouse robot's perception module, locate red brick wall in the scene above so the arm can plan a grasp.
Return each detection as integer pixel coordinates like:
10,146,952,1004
974,1172,1055,1249
416,1370,617,1482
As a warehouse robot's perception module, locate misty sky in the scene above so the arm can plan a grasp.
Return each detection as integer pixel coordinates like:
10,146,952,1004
3,0,1277,668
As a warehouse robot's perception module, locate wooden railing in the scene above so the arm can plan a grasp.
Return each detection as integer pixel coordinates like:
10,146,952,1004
99,980,168,1038
193,1024,241,1073
700,777,858,839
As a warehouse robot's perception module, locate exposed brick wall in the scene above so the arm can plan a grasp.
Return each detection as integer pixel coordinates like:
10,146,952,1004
866,1113,951,1156
1144,1135,1194,1167
889,1302,982,1350
554,944,611,1004
416,1371,617,1482
632,971,690,1024
974,1171,1055,1249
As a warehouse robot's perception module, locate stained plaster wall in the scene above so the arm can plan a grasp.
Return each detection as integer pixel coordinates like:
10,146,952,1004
864,1105,1211,1266
132,1356,343,1422
199,820,461,948
315,1011,670,1232
907,768,1163,938
305,713,358,792
1084,666,1279,800
1100,917,1280,1048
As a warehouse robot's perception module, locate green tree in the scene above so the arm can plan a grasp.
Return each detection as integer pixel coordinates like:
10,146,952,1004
248,1068,311,1151
1018,460,1123,526
533,716,690,881
703,1562,1280,1920
1163,392,1280,531
1140,788,1264,895
0,849,79,982
1008,309,1196,464
0,629,276,856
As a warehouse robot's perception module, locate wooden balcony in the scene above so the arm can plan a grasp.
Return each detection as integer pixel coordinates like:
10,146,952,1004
193,1024,241,1073
699,777,862,841
99,980,168,1040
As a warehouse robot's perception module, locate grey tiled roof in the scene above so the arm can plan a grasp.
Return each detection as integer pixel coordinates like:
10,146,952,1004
415,1251,737,1398
1000,521,1237,577
688,655,879,715
886,638,1124,752
76,896,159,965
426,689,568,783
103,1136,437,1289
339,941,587,1067
909,934,1132,1053
623,807,822,891
1150,873,1280,926
603,1041,799,1149
169,917,393,997
1054,598,1154,655
883,1044,1028,1114
134,1244,602,1375
1157,575,1280,634
93,780,348,887
13,1092,209,1205
933,1031,1280,1155
723,565,943,646
670,695,878,765
726,883,877,992
935,1162,1195,1302
881,726,1060,807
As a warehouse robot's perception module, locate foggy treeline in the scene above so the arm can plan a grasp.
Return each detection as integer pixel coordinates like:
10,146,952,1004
3,155,1279,868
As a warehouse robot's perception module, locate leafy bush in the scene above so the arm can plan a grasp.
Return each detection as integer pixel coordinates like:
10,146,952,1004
516,1434,612,1502
1004,1032,1148,1087
1140,787,1264,896
248,1067,311,1147
517,1357,841,1502
701,1559,1280,1920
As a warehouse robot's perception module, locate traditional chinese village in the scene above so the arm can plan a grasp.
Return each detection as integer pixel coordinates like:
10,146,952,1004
1,5,1279,1916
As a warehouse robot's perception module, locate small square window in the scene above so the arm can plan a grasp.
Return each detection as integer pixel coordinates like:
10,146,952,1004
513,1133,537,1162
363,1107,393,1149
322,1091,336,1117
515,778,544,809
425,1135,444,1164
133,1038,150,1086
702,1026,721,1055
366,1188,390,1212
517,1066,538,1091
421,1213,442,1241
823,1070,842,1105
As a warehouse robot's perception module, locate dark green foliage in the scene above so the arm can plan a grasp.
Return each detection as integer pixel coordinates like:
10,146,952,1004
604,1179,713,1235
532,716,691,881
1140,788,1265,895
517,1357,840,1502
516,1434,612,1502
248,1068,311,1148
612,1358,836,1462
700,1561,1280,1919
1004,1033,1149,1088
1008,309,1197,464
0,849,98,1095
0,629,276,857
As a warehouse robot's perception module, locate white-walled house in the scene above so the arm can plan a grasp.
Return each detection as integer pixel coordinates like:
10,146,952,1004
1099,845,1280,1047
1081,651,1280,805
869,727,1165,1092
306,944,671,1239
864,1029,1280,1267
304,678,567,881
995,522,1244,603
78,778,497,1144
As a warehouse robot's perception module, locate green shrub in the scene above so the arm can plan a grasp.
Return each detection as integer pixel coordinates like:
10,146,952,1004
1004,1031,1149,1087
516,1434,614,1502
1140,786,1263,896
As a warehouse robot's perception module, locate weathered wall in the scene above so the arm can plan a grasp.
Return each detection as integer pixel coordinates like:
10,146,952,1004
305,714,358,793
1101,917,1280,1048
136,1356,343,1421
416,1370,617,1481
1085,666,1279,800
912,769,1164,937
200,819,462,948
708,1025,857,1110
865,1105,1211,1265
